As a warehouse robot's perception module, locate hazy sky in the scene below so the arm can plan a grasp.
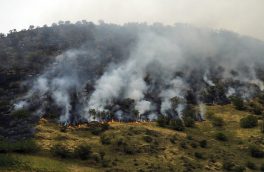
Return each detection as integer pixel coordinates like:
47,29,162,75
1,0,264,40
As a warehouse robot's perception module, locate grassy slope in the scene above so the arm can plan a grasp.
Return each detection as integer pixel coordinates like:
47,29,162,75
1,104,263,172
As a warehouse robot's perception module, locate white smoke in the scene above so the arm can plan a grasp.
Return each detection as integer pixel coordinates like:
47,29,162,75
15,23,264,123
203,72,215,86
160,77,187,115
135,100,151,115
199,103,206,120
86,31,183,119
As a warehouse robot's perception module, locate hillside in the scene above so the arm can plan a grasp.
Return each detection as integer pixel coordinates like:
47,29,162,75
0,104,263,172
0,22,264,172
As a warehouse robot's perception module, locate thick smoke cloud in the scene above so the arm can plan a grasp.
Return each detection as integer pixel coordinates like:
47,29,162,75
15,23,264,123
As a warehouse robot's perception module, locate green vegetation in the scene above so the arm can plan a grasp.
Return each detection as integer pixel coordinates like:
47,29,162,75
11,109,31,119
215,132,228,141
246,161,257,170
248,145,264,158
211,116,224,127
1,104,264,171
50,144,71,158
74,144,92,160
169,119,185,131
261,164,264,172
0,139,39,153
231,96,246,110
240,115,258,128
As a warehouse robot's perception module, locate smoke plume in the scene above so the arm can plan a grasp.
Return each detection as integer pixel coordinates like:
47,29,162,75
14,23,264,123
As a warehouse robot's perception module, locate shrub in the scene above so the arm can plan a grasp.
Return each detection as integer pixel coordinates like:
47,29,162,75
249,145,264,158
261,164,264,172
170,119,185,131
74,144,92,160
0,139,39,154
87,122,110,135
246,161,257,170
90,127,103,135
157,115,170,127
0,154,20,167
222,161,235,171
11,109,31,119
211,116,224,127
100,134,111,145
50,144,71,158
101,159,111,167
223,161,245,172
240,115,258,128
170,135,177,144
215,132,228,141
251,104,262,115
191,142,198,148
101,122,110,131
231,96,245,110
194,152,204,159
91,153,101,163
206,112,215,120
261,120,264,133
0,100,9,111
199,140,208,148
186,135,193,140
11,139,39,153
143,136,153,143
99,151,105,160
122,144,137,155
233,165,245,172
183,117,195,127
180,142,188,149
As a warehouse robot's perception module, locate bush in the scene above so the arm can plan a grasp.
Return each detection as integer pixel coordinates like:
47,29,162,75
211,116,224,127
11,109,31,119
87,122,110,135
194,152,205,159
50,144,71,158
261,164,264,172
170,135,177,144
170,119,185,131
251,104,262,115
249,145,264,158
100,134,111,145
240,115,258,128
0,154,20,168
157,115,170,127
215,132,228,141
223,161,235,171
99,151,105,160
223,161,245,172
199,140,208,148
180,142,188,149
233,165,245,172
122,144,137,155
101,159,111,167
231,96,245,110
261,120,264,133
12,140,39,153
0,139,39,154
246,161,257,170
74,144,92,160
143,136,153,143
206,112,215,120
183,117,195,127
190,142,198,148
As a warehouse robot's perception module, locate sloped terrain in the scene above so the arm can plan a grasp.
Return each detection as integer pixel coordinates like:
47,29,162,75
0,105,263,172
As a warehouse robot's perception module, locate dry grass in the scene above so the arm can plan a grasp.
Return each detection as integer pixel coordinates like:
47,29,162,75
2,105,264,172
